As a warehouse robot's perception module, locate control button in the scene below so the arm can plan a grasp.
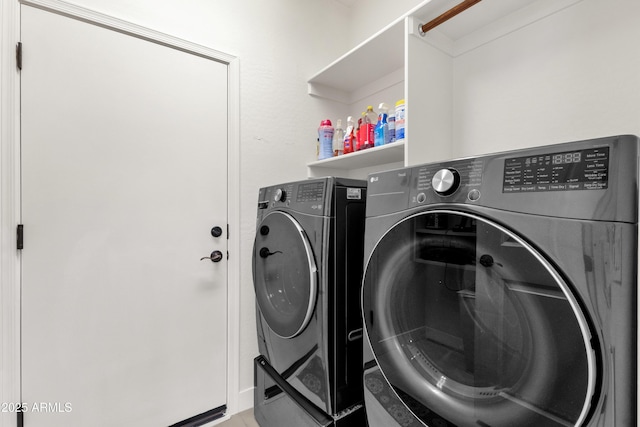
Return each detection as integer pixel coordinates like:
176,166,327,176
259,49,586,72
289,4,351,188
467,189,481,201
416,192,427,204
432,168,460,196
274,188,287,202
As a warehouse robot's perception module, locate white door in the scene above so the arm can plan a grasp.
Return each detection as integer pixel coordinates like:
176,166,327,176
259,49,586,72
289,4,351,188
20,5,228,426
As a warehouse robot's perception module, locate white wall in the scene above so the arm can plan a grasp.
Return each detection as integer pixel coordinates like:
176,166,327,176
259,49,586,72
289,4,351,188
452,0,640,157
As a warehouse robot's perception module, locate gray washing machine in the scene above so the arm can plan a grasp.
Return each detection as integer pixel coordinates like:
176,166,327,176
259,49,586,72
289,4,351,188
361,135,638,426
252,177,367,426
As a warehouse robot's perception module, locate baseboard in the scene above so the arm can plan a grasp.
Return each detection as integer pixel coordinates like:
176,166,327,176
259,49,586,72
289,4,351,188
208,388,253,426
237,386,255,413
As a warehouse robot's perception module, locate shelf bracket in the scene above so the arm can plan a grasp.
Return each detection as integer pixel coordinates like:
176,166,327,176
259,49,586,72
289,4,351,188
419,0,483,36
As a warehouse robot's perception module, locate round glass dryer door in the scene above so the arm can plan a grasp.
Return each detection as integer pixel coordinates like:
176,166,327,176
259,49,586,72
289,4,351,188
362,210,596,427
253,211,317,339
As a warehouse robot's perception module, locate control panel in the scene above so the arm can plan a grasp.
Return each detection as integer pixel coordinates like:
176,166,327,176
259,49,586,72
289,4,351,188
409,158,484,207
257,179,328,216
503,147,609,193
296,181,325,202
366,135,635,222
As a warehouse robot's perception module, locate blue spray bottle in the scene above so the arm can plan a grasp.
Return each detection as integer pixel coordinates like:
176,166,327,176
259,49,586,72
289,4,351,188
374,103,389,147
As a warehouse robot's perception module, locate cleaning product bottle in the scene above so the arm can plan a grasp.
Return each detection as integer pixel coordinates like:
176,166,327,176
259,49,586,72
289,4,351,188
363,106,377,149
317,119,334,160
388,113,396,143
332,119,344,156
374,103,389,147
343,116,355,154
395,99,405,142
356,112,364,151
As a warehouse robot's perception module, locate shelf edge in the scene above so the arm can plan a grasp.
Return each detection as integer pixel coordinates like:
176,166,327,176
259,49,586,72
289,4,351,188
307,140,405,170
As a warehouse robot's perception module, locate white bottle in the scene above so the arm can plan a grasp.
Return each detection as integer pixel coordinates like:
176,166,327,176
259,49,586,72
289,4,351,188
343,116,356,154
333,119,344,156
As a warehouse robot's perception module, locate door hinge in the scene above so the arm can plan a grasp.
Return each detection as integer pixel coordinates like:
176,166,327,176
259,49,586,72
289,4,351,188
17,224,24,250
227,224,230,239
16,42,22,70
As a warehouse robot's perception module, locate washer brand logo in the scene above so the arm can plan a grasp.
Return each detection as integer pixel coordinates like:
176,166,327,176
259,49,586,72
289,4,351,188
398,172,407,177
370,176,379,183
311,204,323,210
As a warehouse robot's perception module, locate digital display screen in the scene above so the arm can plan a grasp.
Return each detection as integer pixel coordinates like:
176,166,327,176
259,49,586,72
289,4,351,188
503,147,609,193
553,152,581,164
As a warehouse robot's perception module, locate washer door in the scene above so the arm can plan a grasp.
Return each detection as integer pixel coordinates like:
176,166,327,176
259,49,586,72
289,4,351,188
363,210,596,427
253,211,318,339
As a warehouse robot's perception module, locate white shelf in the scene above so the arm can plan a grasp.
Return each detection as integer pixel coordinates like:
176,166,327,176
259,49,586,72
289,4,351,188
306,0,586,177
307,140,405,171
307,20,404,101
309,0,584,92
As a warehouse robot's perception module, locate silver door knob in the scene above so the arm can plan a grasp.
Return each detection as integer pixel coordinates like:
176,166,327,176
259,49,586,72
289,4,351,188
201,250,224,262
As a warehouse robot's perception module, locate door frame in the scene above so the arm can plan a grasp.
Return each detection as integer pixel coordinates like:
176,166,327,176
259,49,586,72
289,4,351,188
0,1,241,425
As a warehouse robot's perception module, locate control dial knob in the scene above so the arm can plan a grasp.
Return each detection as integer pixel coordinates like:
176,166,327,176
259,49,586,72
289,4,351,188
274,188,287,202
432,168,460,196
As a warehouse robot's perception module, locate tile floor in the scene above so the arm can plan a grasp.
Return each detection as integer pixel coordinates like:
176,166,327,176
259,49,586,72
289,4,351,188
217,408,259,427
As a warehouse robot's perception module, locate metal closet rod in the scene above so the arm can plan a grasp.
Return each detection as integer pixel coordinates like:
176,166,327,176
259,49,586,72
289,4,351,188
420,0,483,35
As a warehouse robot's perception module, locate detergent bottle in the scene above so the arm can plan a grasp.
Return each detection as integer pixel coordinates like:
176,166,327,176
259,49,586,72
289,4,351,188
317,119,334,160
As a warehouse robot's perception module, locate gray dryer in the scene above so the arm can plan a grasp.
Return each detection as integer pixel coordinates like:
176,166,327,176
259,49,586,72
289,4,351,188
361,135,638,426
